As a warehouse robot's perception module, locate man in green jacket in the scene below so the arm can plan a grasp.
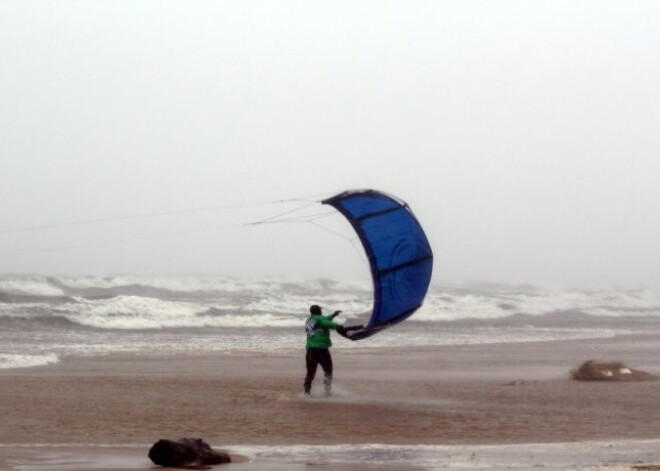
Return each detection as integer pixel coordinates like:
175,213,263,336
304,304,345,396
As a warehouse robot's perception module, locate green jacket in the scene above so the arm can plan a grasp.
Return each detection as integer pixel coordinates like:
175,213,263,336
305,314,339,349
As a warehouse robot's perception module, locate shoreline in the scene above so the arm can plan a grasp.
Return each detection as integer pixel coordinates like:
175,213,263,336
1,333,660,469
3,439,660,470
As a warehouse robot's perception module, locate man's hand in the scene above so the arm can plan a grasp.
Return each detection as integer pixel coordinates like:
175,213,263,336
329,310,342,319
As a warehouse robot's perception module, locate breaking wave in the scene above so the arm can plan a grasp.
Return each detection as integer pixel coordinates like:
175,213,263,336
0,353,59,369
2,274,660,369
1,275,660,332
0,276,65,297
49,296,300,329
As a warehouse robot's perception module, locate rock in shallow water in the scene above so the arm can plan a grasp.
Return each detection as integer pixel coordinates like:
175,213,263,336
148,437,231,467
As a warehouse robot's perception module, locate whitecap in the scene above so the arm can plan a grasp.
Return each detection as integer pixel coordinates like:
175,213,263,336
0,278,64,297
0,353,59,369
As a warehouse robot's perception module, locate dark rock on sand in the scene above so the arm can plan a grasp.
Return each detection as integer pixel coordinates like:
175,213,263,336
571,360,658,381
148,437,231,467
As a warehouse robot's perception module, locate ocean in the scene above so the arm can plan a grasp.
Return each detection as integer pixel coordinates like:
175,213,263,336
1,274,660,370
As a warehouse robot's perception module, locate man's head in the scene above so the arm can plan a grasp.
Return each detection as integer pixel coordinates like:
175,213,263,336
310,305,322,315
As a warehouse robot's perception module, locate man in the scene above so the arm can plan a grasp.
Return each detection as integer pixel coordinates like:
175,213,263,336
303,304,346,396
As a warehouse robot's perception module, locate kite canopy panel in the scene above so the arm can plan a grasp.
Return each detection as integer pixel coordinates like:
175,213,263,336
322,190,433,340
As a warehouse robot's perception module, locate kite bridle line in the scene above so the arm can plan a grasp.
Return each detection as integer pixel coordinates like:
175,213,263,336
0,193,327,235
244,201,369,268
0,192,365,263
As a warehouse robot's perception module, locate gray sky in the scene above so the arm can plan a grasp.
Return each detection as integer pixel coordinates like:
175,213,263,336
1,1,659,288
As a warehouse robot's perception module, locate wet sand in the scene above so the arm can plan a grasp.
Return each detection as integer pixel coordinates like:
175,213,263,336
1,333,660,469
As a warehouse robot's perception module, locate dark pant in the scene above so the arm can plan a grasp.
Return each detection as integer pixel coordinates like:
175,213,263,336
304,348,333,395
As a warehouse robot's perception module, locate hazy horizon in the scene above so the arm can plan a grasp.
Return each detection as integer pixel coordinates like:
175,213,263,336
2,1,659,289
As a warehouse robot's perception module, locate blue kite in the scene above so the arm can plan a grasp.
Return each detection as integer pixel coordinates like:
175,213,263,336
322,190,434,340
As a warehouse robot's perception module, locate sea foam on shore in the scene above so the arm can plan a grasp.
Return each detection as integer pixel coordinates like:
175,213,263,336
3,439,660,470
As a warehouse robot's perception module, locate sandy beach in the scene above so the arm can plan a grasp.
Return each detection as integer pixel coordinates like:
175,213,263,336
1,333,660,470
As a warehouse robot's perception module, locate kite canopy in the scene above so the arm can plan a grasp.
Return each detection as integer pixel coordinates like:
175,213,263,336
322,190,433,340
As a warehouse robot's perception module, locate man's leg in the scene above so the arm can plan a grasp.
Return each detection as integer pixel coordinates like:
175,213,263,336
319,349,333,396
304,349,318,395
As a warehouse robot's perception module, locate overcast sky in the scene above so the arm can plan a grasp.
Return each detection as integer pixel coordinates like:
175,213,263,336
1,1,659,288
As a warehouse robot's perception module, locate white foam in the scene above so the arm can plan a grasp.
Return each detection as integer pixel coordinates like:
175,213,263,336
414,288,660,322
59,275,250,293
226,439,660,470
56,275,372,295
199,313,301,328
245,295,369,317
416,293,507,321
0,302,51,317
0,278,64,297
1,440,660,470
510,289,660,317
54,295,303,329
56,295,210,329
2,275,660,332
0,352,59,369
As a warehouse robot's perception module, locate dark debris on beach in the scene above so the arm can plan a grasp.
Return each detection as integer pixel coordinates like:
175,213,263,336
571,360,658,382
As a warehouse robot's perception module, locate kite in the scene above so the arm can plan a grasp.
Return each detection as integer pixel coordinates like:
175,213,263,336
322,190,433,340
